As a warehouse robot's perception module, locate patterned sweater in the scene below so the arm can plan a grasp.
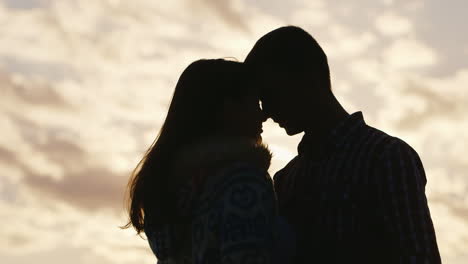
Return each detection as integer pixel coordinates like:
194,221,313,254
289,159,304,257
192,163,278,264
145,138,295,264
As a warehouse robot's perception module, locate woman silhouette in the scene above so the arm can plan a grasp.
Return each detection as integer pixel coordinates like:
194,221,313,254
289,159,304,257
123,59,293,264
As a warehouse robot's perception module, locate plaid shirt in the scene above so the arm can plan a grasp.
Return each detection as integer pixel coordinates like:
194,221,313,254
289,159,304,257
274,112,441,264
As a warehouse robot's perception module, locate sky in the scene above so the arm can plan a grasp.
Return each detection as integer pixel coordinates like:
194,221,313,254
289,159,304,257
0,0,467,263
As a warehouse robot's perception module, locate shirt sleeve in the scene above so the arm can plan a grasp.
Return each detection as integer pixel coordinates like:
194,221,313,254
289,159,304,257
378,139,441,264
218,169,276,264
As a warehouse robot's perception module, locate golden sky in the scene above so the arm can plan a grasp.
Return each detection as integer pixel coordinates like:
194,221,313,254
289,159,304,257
0,0,467,263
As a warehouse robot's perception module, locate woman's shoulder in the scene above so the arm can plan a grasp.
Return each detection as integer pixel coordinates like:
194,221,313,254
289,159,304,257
172,137,273,216
207,162,271,189
175,137,272,195
174,137,272,177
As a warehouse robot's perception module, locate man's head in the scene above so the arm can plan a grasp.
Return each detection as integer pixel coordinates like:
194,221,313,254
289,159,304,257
245,26,332,135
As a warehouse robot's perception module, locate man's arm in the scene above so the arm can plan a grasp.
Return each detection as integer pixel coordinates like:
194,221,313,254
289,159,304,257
378,139,441,264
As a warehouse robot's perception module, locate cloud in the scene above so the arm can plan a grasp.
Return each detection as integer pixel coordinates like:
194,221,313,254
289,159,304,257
1,0,50,10
288,0,329,27
0,55,79,82
0,71,70,107
349,58,382,83
382,37,438,69
0,0,467,263
324,27,377,58
0,110,130,212
0,200,66,255
375,11,413,36
0,199,154,264
428,201,468,258
189,0,249,31
378,69,468,132
23,166,127,211
395,81,459,130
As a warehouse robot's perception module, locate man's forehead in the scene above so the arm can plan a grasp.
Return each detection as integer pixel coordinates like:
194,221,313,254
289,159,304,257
254,64,281,75
253,65,292,80
255,70,289,88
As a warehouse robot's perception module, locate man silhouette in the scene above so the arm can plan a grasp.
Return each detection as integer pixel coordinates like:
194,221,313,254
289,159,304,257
245,26,441,264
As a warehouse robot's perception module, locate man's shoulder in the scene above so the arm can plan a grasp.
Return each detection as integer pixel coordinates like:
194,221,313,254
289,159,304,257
361,123,393,142
364,124,418,154
358,123,408,152
361,125,424,176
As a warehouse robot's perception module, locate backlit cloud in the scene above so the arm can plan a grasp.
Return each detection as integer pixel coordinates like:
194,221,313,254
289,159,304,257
0,0,467,263
383,37,438,69
375,11,413,36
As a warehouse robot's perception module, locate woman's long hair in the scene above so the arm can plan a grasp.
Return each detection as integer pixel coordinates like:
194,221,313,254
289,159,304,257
123,59,251,234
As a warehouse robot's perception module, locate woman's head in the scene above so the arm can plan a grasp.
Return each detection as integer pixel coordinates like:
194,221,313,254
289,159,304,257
161,59,265,143
124,59,265,233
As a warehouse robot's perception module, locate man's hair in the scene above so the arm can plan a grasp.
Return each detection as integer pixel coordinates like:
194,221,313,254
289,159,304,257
245,26,331,89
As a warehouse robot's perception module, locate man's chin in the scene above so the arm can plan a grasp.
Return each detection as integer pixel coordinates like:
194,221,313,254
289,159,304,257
284,126,303,136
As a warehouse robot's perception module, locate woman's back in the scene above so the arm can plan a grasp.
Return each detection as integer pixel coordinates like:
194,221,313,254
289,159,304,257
193,163,276,264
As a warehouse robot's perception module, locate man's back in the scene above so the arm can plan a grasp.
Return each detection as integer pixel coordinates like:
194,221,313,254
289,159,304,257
274,112,441,264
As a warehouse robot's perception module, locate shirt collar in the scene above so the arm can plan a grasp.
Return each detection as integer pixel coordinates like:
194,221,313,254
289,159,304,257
297,111,366,156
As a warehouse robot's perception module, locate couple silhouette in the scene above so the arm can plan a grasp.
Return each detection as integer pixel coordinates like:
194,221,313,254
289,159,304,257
124,26,441,264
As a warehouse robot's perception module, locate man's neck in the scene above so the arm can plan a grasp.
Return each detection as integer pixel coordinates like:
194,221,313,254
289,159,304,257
304,103,349,142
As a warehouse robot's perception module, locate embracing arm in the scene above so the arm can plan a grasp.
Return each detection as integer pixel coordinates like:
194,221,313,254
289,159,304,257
378,139,441,264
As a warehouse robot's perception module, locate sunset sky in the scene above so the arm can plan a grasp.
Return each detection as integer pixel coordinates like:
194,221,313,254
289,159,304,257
1,0,467,263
